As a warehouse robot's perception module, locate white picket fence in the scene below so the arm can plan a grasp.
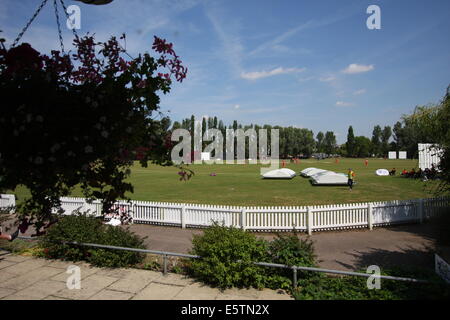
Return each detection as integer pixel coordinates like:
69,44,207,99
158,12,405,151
1,194,449,234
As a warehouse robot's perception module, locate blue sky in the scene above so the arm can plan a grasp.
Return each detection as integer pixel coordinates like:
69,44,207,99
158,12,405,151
1,0,449,143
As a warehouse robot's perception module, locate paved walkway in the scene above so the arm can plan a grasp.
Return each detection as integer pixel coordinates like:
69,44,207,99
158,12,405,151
0,251,293,300
128,223,437,271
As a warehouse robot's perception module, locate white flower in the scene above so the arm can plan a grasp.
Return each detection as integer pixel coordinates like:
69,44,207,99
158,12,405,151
94,123,101,130
92,101,98,108
49,157,56,162
13,130,19,136
85,97,91,103
26,114,32,123
35,157,43,165
67,151,75,157
85,145,93,153
100,116,106,123
36,115,44,122
126,127,132,133
101,130,109,138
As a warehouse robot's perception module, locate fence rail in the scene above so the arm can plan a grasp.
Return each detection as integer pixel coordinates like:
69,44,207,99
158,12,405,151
1,194,449,233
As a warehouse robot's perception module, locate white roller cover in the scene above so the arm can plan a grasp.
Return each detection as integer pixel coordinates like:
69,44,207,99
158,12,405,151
310,172,348,185
375,169,389,176
262,168,296,179
300,167,329,177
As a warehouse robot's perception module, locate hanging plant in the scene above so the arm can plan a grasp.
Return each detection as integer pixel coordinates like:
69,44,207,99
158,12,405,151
0,31,187,234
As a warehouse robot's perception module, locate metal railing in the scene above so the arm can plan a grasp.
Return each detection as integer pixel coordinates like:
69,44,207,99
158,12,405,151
12,236,428,288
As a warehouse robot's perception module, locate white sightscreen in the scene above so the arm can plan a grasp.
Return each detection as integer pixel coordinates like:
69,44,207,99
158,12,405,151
388,151,397,159
398,151,407,159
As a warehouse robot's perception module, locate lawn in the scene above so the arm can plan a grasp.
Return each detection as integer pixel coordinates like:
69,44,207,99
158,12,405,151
9,158,440,207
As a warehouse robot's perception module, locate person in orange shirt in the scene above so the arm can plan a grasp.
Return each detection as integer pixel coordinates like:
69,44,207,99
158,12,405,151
364,159,368,167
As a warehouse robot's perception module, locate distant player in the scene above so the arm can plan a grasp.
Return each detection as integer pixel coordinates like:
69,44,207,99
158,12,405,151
348,168,355,191
364,159,368,167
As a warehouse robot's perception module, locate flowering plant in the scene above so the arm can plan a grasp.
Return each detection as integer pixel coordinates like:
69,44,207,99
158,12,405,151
0,31,187,233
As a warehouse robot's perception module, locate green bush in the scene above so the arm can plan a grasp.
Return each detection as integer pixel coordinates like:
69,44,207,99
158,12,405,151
188,222,268,289
265,232,317,289
293,267,450,300
40,213,145,268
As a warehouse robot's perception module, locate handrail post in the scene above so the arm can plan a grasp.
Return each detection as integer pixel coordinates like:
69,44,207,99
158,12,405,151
367,203,373,230
241,208,247,231
181,205,186,229
163,254,168,275
307,207,312,235
418,199,424,223
292,267,298,289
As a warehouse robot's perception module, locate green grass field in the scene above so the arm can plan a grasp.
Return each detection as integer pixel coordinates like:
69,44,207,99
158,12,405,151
9,158,439,206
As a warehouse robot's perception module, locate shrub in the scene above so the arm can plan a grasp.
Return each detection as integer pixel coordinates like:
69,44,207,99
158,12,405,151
293,267,450,300
40,213,145,268
188,222,269,289
265,232,317,289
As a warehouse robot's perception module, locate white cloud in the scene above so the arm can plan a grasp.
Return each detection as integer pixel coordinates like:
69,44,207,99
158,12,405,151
353,89,367,95
319,76,336,82
234,104,240,109
241,67,305,80
336,101,354,107
342,64,374,74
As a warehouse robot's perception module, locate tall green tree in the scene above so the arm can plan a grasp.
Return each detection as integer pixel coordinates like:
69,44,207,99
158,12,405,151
371,125,382,156
380,126,392,157
316,131,324,153
346,126,356,157
324,131,337,155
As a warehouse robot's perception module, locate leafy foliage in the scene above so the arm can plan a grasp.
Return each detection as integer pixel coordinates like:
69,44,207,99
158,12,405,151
40,213,146,267
0,31,187,234
293,267,450,300
265,232,317,289
188,222,269,289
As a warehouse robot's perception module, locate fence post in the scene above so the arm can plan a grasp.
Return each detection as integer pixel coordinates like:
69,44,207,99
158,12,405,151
241,208,247,231
307,207,312,235
418,199,424,223
367,203,373,230
181,205,186,229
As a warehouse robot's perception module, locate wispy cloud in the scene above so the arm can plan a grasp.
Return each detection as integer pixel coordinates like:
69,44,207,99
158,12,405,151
241,67,305,80
249,7,357,57
319,76,336,82
353,89,367,95
204,3,244,77
342,64,374,74
336,101,354,107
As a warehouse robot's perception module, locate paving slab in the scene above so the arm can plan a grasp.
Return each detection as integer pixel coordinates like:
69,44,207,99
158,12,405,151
0,288,16,299
55,274,119,300
1,258,50,276
132,282,184,300
89,289,134,300
108,269,161,293
173,282,220,300
0,266,64,291
50,264,101,282
153,273,195,287
1,254,33,263
3,280,67,300
0,260,17,270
